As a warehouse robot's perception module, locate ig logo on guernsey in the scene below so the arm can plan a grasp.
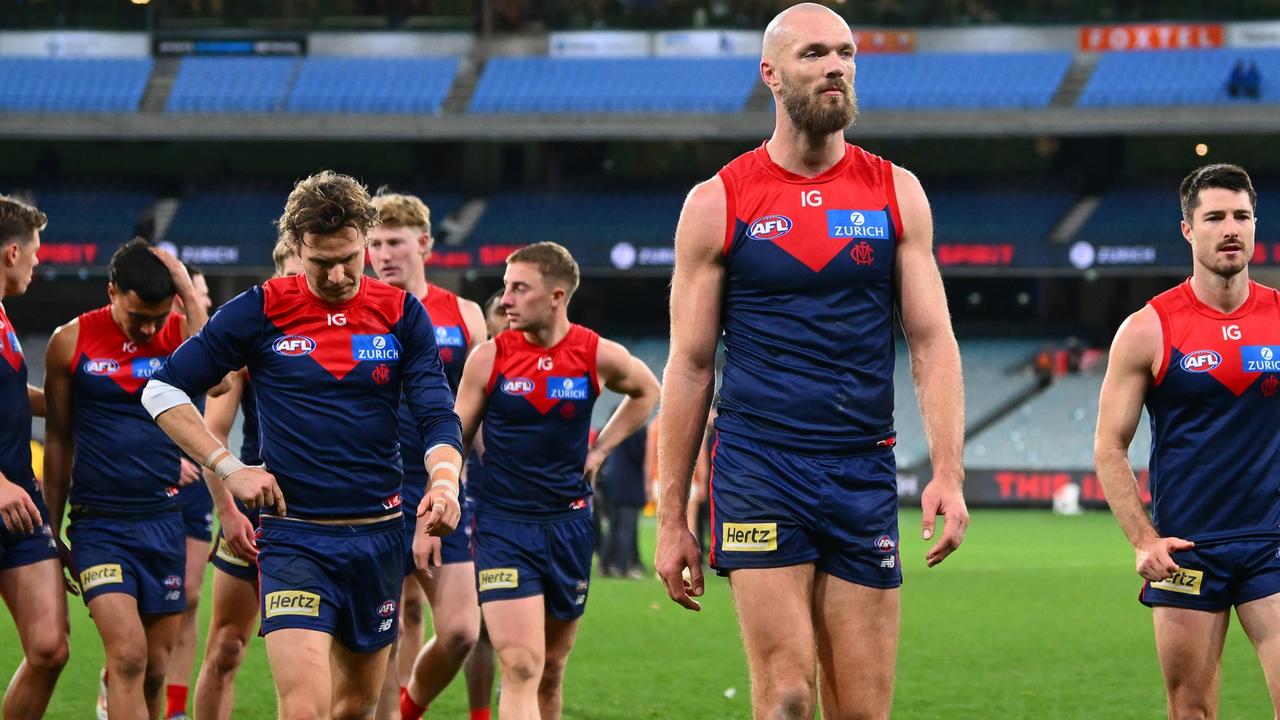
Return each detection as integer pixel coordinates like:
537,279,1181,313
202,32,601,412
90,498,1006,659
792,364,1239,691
1180,350,1221,373
273,335,316,357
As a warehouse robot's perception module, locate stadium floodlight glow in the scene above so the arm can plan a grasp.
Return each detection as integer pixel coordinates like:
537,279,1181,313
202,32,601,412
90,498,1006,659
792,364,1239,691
131,0,150,5
1195,143,1209,156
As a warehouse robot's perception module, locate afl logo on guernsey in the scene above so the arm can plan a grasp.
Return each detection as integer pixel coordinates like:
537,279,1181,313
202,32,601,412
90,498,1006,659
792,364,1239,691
747,215,793,241
501,377,535,396
273,335,316,357
1180,350,1221,373
84,359,120,376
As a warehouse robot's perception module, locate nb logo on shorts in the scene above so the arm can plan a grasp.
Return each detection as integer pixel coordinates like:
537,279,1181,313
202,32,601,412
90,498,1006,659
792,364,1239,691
215,538,250,567
478,568,519,591
264,590,321,618
80,563,123,591
1150,568,1204,596
722,523,777,552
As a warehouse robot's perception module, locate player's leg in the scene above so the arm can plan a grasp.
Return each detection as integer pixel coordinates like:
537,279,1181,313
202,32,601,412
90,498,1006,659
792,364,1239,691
266,628,334,720
374,636,402,720
141,612,183,720
812,574,899,720
482,595,546,720
0,558,70,719
729,566,819,719
331,641,395,720
399,576,428,687
464,621,496,718
167,535,210,719
1153,606,1230,719
537,615,580,720
1237,594,1280,716
88,593,153,720
193,568,259,720
404,563,481,706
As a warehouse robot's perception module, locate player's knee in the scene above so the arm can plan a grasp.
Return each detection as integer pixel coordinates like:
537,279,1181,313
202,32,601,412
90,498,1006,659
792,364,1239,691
402,593,427,625
497,646,543,686
438,620,480,659
26,632,70,675
143,668,167,701
764,678,816,718
539,654,568,689
331,697,377,720
206,628,249,676
106,645,149,680
1167,696,1214,720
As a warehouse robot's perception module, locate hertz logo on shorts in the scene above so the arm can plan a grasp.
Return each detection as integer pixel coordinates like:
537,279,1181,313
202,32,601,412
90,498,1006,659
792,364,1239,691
1150,569,1204,596
80,563,123,591
722,523,778,552
478,568,519,592
264,590,321,618
215,538,250,567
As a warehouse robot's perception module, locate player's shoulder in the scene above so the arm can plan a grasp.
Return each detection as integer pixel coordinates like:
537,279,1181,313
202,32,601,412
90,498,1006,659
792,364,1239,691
1250,279,1280,308
1110,304,1162,363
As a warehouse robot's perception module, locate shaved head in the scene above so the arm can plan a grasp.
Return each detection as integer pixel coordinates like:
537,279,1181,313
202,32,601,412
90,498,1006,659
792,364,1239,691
763,3,850,61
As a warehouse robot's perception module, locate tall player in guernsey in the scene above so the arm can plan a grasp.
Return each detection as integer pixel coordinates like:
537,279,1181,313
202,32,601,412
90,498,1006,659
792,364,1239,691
366,191,488,720
656,5,968,719
44,239,209,720
416,242,658,720
0,195,69,720
1096,164,1280,718
141,171,465,720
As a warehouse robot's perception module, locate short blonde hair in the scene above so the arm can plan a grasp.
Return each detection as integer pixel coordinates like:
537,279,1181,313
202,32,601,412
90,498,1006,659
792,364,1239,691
507,242,580,298
271,236,296,275
372,193,431,234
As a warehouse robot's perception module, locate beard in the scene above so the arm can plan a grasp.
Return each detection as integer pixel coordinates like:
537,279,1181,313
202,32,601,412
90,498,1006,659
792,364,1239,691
1198,241,1251,279
779,72,858,136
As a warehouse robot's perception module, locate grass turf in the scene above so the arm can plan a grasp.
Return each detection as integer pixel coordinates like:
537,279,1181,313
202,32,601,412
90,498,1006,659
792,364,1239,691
1,509,1273,718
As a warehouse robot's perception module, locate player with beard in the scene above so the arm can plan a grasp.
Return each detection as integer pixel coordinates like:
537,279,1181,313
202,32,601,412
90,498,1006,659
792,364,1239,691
655,4,968,719
1096,164,1280,718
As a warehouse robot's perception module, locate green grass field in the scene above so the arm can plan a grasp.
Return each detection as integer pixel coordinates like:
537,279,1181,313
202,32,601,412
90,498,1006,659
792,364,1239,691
2,510,1274,719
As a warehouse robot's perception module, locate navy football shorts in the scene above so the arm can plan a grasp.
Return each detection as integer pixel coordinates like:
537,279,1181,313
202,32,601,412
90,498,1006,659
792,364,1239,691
178,480,214,543
0,486,58,571
403,497,474,577
708,431,902,589
210,505,261,583
69,512,186,614
257,515,404,653
472,508,593,621
1140,537,1280,611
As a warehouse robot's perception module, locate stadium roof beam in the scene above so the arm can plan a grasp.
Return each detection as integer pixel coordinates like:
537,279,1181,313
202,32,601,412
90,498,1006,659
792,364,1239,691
1,106,1278,141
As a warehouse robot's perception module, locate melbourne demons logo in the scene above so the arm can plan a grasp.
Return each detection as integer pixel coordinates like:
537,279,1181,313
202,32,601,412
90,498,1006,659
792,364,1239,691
371,363,391,385
272,335,316,357
1180,350,1220,373
501,377,535,396
747,215,793,241
1263,375,1279,398
850,241,875,266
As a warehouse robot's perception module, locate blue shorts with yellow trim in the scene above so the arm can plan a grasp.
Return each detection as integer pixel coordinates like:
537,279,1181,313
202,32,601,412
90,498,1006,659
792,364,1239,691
1140,538,1280,611
0,486,58,572
709,431,902,589
68,513,186,615
472,508,593,621
258,515,404,653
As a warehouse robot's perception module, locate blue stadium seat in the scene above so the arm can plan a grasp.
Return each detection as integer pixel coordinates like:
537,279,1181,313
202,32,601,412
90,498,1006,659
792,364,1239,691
856,52,1072,110
0,58,152,113
1079,49,1280,107
469,58,758,114
166,57,298,113
931,189,1075,244
286,57,460,114
469,192,685,244
25,189,152,245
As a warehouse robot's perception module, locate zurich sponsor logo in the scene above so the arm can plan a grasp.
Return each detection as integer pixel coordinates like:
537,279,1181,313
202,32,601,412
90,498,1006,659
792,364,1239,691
434,325,466,348
747,215,793,241
273,335,316,357
547,376,589,401
84,359,119,376
353,334,402,362
132,357,164,379
827,209,890,239
501,377,535,396
1242,345,1280,372
874,535,896,552
1180,349,1221,373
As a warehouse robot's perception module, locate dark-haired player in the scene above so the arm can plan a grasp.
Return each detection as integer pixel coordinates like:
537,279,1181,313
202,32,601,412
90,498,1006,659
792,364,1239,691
1096,163,1280,718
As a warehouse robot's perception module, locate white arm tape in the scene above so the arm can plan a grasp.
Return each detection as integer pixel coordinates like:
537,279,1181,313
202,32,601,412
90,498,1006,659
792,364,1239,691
141,379,195,420
430,479,460,500
424,443,456,460
430,462,460,478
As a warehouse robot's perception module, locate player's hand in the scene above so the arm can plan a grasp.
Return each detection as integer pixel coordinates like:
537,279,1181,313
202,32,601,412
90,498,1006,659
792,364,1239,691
0,477,40,535
54,537,80,596
149,245,195,293
582,447,608,487
226,466,286,517
1136,536,1195,582
177,457,202,487
921,477,969,567
418,488,460,537
413,521,442,577
217,505,259,562
655,519,704,611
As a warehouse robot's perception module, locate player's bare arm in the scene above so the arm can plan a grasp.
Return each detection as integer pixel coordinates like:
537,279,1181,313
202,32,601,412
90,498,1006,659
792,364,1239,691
27,384,44,417
150,246,208,339
584,339,660,479
41,320,78,588
656,176,726,611
1095,305,1191,582
454,339,496,451
460,297,489,353
893,165,969,567
202,369,258,560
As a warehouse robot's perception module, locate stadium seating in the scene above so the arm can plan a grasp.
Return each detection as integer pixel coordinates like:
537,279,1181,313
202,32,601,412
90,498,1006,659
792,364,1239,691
469,58,759,113
0,57,152,112
931,188,1076,244
167,57,299,113
966,372,1152,470
855,52,1073,109
27,189,152,245
469,192,686,244
165,190,290,245
1079,48,1280,107
286,57,460,113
